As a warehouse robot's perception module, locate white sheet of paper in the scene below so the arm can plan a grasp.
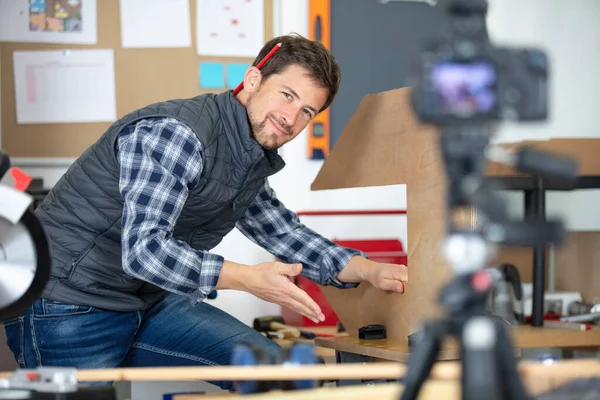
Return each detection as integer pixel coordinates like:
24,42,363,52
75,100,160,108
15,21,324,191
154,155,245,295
13,49,117,124
119,0,191,48
196,0,264,57
0,0,97,44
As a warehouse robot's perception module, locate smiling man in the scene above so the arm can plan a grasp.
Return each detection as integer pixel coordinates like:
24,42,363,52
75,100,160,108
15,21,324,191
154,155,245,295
4,34,407,391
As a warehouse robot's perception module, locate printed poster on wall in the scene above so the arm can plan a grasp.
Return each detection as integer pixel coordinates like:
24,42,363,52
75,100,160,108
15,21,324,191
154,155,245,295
196,0,264,58
13,49,116,124
0,0,97,44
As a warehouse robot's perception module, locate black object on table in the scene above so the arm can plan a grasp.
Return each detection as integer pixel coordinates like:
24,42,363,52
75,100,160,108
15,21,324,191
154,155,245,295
358,324,386,340
489,174,600,327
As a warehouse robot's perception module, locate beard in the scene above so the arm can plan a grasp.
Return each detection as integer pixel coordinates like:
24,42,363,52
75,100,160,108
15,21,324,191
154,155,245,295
247,94,291,150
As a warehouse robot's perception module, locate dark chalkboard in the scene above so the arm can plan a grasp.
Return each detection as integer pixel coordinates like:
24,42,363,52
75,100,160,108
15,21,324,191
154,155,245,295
329,0,445,148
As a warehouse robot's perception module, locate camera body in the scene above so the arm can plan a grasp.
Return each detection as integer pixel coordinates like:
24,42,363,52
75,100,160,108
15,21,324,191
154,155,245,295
410,0,549,125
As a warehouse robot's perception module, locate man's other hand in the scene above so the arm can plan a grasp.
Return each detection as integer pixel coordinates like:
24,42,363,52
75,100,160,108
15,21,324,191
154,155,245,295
244,261,325,324
336,256,408,294
365,261,407,293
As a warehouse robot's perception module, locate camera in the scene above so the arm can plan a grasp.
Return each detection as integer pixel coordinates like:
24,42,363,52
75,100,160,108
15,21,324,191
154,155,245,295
410,0,549,124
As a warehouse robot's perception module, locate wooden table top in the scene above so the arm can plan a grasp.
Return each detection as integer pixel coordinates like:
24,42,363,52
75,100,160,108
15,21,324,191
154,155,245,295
314,325,600,362
173,359,600,399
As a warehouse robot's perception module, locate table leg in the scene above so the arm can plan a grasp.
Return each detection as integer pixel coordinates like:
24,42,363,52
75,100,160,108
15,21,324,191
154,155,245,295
524,187,547,327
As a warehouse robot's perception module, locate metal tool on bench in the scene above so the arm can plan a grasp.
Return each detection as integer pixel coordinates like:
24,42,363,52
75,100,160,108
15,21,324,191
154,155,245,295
253,315,334,340
0,150,115,400
400,1,578,400
253,316,303,339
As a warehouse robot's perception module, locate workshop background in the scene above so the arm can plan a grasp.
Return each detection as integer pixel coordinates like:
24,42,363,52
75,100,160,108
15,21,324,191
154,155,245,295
1,0,599,398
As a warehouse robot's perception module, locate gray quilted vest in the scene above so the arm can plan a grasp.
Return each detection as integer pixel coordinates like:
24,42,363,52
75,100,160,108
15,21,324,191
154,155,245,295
35,91,285,311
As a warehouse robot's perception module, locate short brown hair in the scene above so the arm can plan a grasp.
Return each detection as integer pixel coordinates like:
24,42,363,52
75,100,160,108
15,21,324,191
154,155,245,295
252,33,341,113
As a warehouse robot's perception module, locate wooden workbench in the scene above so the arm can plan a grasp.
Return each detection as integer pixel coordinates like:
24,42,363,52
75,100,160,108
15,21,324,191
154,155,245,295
172,359,600,399
314,325,600,363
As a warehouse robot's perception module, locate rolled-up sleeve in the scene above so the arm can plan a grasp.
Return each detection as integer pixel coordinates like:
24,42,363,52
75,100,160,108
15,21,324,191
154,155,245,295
117,117,225,303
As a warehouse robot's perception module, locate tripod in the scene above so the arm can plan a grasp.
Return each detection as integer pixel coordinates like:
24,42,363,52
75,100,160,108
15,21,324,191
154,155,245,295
398,0,578,397
398,124,572,400
399,259,532,400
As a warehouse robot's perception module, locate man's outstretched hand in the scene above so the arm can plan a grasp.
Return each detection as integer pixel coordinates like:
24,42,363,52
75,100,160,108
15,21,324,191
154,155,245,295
336,256,408,293
243,261,326,324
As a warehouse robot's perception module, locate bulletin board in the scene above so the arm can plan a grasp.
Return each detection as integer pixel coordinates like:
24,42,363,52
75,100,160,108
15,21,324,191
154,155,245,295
0,0,274,158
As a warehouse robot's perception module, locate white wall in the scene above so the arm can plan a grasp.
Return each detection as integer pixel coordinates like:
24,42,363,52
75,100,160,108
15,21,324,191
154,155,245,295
4,0,600,327
486,0,600,230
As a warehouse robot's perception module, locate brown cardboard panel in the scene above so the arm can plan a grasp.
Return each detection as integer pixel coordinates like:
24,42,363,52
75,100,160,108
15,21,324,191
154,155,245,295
311,87,440,191
312,86,600,340
487,138,600,177
489,232,600,303
554,231,600,303
314,87,452,340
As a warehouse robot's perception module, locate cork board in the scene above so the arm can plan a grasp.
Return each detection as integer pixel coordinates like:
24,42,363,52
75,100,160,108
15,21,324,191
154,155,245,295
0,0,274,158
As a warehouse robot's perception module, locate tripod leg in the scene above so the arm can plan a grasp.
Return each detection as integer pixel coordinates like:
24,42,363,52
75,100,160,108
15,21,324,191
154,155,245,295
461,317,502,400
398,322,445,400
493,321,533,400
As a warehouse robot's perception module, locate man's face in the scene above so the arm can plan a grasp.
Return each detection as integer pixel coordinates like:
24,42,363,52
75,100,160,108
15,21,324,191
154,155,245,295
246,65,329,150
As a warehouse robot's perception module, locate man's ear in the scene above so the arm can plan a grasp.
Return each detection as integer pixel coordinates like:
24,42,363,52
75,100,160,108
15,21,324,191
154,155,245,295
243,66,262,94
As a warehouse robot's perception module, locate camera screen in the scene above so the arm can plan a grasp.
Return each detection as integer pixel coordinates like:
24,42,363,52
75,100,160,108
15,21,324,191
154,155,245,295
431,62,497,116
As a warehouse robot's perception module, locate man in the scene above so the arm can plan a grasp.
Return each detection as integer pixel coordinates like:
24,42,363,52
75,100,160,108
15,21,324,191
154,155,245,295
4,34,407,390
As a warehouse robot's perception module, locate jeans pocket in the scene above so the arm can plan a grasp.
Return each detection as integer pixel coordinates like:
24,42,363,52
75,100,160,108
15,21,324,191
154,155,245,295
38,299,93,317
3,318,24,367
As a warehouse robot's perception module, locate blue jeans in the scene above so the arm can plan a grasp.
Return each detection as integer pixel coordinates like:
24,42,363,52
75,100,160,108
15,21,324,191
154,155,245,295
3,292,281,390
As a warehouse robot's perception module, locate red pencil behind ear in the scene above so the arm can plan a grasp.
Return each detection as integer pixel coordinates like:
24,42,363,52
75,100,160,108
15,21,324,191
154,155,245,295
232,42,282,95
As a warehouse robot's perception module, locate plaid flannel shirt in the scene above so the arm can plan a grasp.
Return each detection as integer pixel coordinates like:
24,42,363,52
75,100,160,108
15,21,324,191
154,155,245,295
116,117,364,303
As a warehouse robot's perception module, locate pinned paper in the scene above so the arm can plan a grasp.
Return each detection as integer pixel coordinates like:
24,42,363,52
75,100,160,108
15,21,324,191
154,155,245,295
226,63,250,89
199,62,225,89
119,0,191,48
13,49,116,124
196,0,264,57
0,0,97,44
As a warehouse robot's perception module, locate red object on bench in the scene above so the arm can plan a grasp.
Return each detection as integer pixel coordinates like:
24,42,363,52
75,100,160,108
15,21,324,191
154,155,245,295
280,210,408,327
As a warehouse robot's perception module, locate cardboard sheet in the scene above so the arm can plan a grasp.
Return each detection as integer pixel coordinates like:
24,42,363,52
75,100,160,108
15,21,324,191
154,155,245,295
311,86,600,341
486,138,600,177
312,87,451,340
